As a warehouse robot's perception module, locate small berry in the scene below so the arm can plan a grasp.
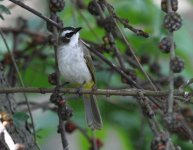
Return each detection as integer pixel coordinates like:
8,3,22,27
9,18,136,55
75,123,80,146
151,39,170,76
140,55,150,64
61,107,73,120
96,138,103,148
174,76,184,88
164,112,193,141
48,73,57,85
161,0,178,13
150,62,161,75
126,69,137,82
47,12,63,32
141,104,154,118
161,0,168,13
102,16,116,32
90,138,103,150
50,93,63,105
76,0,86,9
65,122,77,133
171,0,178,12
159,37,175,53
88,1,100,16
170,56,184,73
151,132,169,150
181,107,193,130
125,49,132,57
163,12,182,32
122,69,137,84
49,0,65,12
2,53,12,65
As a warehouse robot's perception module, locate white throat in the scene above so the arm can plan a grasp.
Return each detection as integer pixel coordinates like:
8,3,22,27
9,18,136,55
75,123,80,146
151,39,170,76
69,32,79,46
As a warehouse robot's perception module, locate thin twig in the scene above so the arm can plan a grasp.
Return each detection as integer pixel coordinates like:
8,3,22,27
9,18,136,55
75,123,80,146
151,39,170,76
1,27,46,38
87,45,162,110
104,1,158,92
167,0,175,113
91,131,97,150
76,8,101,42
7,0,26,9
93,0,126,71
7,33,18,86
108,33,126,71
58,107,68,150
137,92,161,135
48,0,69,147
114,15,149,38
8,0,62,29
86,44,139,88
70,0,98,42
51,12,69,150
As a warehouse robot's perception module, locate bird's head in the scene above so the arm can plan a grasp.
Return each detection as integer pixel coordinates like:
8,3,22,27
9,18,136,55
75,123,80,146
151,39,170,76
59,27,82,45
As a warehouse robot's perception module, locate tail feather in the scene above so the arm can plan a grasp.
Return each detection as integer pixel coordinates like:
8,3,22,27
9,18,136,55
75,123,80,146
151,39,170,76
83,94,103,130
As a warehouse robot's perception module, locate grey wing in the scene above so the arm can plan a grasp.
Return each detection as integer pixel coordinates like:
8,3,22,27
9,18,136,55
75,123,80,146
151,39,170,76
79,40,96,84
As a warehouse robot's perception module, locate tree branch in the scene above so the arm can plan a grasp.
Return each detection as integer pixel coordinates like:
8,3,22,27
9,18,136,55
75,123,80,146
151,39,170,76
0,87,185,97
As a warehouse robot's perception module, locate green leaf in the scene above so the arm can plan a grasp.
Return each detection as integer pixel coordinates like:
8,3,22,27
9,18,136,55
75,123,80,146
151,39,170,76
13,112,29,122
0,5,11,14
36,127,54,143
13,112,29,127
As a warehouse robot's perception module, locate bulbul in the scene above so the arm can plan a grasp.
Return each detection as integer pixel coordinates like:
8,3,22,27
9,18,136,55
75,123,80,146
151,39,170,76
57,27,103,130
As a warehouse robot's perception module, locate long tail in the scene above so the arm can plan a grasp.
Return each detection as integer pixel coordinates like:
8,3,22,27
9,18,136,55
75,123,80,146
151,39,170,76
83,94,103,130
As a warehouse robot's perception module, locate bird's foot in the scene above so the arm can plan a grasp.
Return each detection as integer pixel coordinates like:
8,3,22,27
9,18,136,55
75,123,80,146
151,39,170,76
76,85,83,97
55,82,70,93
76,82,85,96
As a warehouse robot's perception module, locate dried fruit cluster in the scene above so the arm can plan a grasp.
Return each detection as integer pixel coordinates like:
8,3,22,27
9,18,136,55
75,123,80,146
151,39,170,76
163,112,193,141
47,0,64,32
150,1,189,149
49,0,65,12
159,0,184,73
151,132,169,150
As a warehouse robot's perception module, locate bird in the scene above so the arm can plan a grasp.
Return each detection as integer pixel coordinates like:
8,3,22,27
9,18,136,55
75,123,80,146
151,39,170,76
57,27,103,130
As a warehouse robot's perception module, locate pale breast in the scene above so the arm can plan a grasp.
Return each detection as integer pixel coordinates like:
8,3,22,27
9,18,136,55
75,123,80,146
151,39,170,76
57,44,92,84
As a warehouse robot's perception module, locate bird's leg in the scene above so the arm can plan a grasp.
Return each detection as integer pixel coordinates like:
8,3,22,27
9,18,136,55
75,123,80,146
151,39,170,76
76,81,86,96
92,84,97,91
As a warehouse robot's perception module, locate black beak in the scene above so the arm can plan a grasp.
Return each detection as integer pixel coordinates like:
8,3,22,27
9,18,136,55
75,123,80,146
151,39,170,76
73,27,82,34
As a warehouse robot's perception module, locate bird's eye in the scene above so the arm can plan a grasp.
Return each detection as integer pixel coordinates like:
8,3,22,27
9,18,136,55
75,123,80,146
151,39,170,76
60,31,74,43
65,32,73,38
